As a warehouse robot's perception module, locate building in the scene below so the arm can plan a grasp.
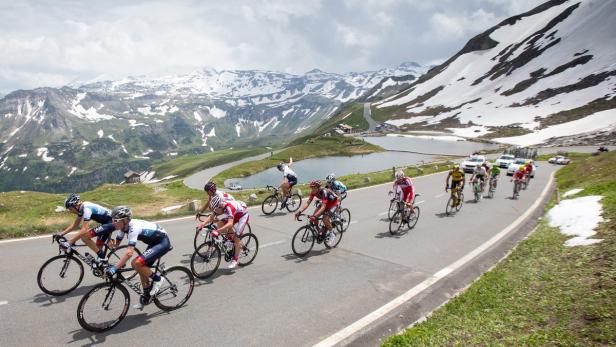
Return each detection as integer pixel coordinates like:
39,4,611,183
123,170,141,184
336,124,353,134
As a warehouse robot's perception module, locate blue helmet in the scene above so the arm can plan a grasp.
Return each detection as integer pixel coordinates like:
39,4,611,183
64,193,80,209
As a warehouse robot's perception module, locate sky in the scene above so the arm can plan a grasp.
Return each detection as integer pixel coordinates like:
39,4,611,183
0,0,546,93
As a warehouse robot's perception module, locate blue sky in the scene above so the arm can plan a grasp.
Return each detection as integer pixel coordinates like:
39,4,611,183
0,0,545,93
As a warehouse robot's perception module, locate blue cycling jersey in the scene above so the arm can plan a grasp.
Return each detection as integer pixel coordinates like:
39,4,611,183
115,219,168,246
331,180,347,193
78,202,112,224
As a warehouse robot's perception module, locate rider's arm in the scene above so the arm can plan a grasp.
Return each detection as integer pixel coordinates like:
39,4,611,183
114,245,134,269
68,219,91,244
62,216,82,235
445,173,451,188
297,196,313,215
198,214,215,228
216,219,234,234
198,196,212,214
313,199,327,217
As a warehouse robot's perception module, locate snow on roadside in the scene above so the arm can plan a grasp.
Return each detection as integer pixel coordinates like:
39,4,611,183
548,195,604,247
563,188,583,198
161,204,183,213
385,133,465,142
447,125,492,138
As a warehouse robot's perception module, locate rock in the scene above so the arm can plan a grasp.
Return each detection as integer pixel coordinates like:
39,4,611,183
363,176,371,183
188,200,201,211
249,193,258,201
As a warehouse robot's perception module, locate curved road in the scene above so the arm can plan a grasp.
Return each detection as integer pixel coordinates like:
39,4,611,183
0,164,557,346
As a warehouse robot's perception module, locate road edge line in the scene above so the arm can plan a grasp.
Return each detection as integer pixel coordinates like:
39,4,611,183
313,171,555,347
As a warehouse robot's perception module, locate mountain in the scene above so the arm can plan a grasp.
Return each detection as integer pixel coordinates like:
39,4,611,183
0,62,428,192
370,0,616,146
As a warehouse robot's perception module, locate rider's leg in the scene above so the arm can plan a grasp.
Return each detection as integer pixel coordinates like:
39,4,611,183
232,214,249,262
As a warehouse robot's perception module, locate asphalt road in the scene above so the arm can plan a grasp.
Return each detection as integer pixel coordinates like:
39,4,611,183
363,103,379,132
0,165,557,346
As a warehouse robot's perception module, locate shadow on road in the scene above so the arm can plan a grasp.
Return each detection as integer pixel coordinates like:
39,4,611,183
434,212,454,218
259,211,288,218
31,285,95,307
374,230,407,239
280,249,329,262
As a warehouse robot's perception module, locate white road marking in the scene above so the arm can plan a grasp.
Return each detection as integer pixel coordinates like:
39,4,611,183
349,221,358,225
260,240,286,248
434,193,445,198
415,200,425,206
0,301,7,306
378,211,389,216
313,172,555,347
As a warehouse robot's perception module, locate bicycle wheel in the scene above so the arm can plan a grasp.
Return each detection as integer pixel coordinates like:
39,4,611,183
107,245,142,281
456,193,464,211
389,211,404,235
154,266,194,311
445,197,455,215
291,226,315,257
324,228,343,249
408,206,420,229
190,242,221,279
285,194,302,213
37,254,84,296
261,195,278,215
193,229,204,251
388,201,397,220
488,187,495,199
77,282,129,332
337,208,351,233
238,233,259,266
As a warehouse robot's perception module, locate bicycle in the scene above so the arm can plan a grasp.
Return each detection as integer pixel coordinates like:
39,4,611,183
193,213,252,251
512,179,523,199
314,200,351,233
488,175,499,199
445,186,465,215
291,213,342,257
523,173,531,190
387,191,401,220
472,177,483,202
37,235,142,296
389,194,421,235
190,225,259,279
77,253,194,332
261,185,302,215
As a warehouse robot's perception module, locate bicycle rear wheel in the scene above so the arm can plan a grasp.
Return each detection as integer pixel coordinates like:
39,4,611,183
389,211,404,235
261,195,278,215
292,226,315,257
408,206,420,229
107,245,142,281
445,197,455,215
238,233,259,266
324,228,343,249
336,208,351,233
154,266,194,311
190,242,221,279
37,254,84,296
285,194,302,213
77,282,129,332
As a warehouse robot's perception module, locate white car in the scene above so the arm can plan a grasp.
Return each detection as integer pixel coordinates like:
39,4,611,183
495,154,515,168
227,182,243,191
460,155,486,173
548,155,570,165
507,158,536,177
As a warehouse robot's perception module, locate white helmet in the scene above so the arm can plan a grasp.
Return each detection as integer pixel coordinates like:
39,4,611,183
209,195,223,209
395,170,404,180
326,173,335,183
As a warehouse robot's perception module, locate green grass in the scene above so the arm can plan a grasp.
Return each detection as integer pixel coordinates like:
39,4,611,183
383,151,616,346
210,137,383,186
312,103,369,136
152,147,269,178
536,152,592,162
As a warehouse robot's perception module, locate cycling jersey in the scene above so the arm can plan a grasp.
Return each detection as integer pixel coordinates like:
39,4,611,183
216,190,235,202
115,219,168,247
215,200,248,223
474,166,487,177
328,181,347,193
490,166,501,176
449,170,464,182
78,202,112,224
309,188,339,209
393,177,415,204
514,170,526,180
525,164,533,174
281,165,298,186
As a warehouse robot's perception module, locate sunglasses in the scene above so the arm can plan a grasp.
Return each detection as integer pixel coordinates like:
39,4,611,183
112,218,126,223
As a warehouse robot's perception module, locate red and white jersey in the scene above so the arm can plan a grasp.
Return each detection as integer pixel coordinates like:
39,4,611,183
393,176,413,193
216,191,235,203
215,199,247,222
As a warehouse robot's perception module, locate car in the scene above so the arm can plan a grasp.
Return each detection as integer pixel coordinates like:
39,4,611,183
507,158,536,177
227,182,243,191
548,155,570,165
460,155,486,173
495,154,515,168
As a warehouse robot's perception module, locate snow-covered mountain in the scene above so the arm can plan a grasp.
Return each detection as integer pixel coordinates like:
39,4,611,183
373,0,616,146
0,62,427,192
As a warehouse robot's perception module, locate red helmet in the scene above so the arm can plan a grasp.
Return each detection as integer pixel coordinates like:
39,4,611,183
309,180,321,188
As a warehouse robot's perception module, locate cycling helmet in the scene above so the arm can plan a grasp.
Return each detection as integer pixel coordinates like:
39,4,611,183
517,166,525,171
395,170,404,180
309,180,321,188
453,164,460,169
203,181,216,192
276,162,284,171
326,173,335,183
111,206,132,221
64,193,81,209
209,195,223,209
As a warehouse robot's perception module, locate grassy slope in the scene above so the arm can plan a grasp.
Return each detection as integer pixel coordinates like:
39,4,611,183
210,137,383,186
383,151,616,346
152,147,269,178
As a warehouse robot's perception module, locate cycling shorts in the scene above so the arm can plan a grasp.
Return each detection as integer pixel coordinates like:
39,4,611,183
233,213,250,236
136,235,172,266
89,223,114,246
286,175,298,186
450,180,463,190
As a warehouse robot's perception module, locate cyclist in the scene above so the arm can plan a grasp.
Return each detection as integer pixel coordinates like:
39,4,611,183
489,163,501,190
197,195,250,269
109,206,171,309
470,163,487,192
277,158,297,209
196,181,235,217
294,180,339,242
511,166,526,194
325,173,347,201
392,169,415,209
524,160,534,181
56,193,114,263
446,164,465,206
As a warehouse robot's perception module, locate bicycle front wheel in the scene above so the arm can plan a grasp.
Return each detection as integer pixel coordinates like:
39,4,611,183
408,206,420,229
77,282,129,332
238,233,259,266
389,211,404,235
292,226,315,257
154,266,194,311
191,242,221,279
285,194,302,213
388,201,397,220
37,254,84,296
456,193,464,211
261,195,278,215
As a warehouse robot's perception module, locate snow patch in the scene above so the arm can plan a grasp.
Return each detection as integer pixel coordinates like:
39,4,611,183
129,119,146,127
563,188,583,198
385,133,465,142
36,147,54,162
447,126,492,138
17,153,27,158
97,129,104,138
161,204,183,213
386,116,433,127
548,196,604,247
68,167,78,176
